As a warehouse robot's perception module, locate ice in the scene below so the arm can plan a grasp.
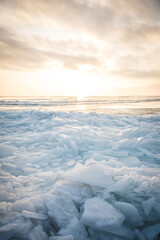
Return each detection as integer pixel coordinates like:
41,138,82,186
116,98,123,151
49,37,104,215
22,210,48,220
53,180,93,205
0,105,160,240
13,198,36,212
63,161,114,188
81,197,125,229
120,157,141,167
28,225,48,240
49,236,74,240
134,229,146,240
105,176,133,194
114,202,143,227
1,162,16,173
0,201,8,214
141,223,160,240
0,144,17,158
58,217,88,240
142,197,155,216
46,194,78,229
0,220,32,240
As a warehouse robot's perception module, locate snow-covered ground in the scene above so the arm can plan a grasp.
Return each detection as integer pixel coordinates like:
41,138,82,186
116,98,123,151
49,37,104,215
0,98,160,240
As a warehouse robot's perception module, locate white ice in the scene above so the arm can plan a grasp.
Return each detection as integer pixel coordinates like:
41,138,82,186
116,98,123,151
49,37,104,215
0,109,160,240
142,197,155,216
81,197,125,228
114,202,143,227
63,160,114,188
22,210,48,220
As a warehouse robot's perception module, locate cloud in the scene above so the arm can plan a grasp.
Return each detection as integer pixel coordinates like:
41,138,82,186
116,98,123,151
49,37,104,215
0,0,160,82
111,69,160,81
0,27,101,71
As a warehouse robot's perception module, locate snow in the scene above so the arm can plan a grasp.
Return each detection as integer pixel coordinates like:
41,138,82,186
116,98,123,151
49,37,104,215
0,97,160,240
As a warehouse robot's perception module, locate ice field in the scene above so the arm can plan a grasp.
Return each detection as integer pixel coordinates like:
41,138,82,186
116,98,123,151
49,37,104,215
0,97,160,240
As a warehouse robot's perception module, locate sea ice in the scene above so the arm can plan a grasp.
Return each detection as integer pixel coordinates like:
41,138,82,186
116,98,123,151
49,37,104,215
0,201,7,214
49,236,74,240
13,198,36,212
0,109,160,240
105,176,133,193
46,194,78,229
0,220,32,240
141,223,160,240
121,157,141,167
142,197,155,216
0,144,17,158
81,197,125,229
28,225,48,240
53,180,93,205
22,210,48,220
58,217,88,240
63,161,114,188
114,202,143,227
134,229,146,240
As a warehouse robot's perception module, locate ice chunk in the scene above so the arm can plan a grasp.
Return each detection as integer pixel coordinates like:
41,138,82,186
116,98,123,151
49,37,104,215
0,144,17,158
1,162,16,173
53,180,93,205
141,223,160,240
134,181,149,193
46,194,78,228
0,190,15,201
58,217,88,240
30,194,52,212
81,197,125,229
0,220,32,240
115,202,143,227
63,162,114,188
35,171,57,183
28,225,48,240
0,201,7,214
67,160,75,167
0,176,12,182
105,225,135,240
105,176,133,193
13,198,36,212
22,210,48,220
49,236,74,240
142,197,155,216
121,157,141,167
134,229,146,240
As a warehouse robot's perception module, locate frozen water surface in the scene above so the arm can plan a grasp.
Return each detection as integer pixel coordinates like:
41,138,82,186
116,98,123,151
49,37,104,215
0,96,160,240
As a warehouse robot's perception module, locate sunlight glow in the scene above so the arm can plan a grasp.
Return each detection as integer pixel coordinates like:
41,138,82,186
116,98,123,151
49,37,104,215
77,95,85,101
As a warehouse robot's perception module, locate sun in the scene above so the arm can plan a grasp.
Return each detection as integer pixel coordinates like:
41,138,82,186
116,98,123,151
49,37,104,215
77,95,85,101
33,67,113,97
58,69,94,97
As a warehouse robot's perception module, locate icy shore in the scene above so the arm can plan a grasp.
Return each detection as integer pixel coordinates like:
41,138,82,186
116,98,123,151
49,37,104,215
0,110,160,240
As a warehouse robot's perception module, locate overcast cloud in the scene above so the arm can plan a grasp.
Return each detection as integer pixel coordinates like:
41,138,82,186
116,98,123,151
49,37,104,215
0,0,160,81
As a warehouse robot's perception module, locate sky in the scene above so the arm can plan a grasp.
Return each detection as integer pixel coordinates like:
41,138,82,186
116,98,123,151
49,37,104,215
0,0,160,97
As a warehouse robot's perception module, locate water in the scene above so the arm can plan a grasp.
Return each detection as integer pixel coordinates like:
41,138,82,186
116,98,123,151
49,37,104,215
0,96,160,115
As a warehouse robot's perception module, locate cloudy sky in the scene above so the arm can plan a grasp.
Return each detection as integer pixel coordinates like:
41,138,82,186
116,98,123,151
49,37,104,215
0,0,160,96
